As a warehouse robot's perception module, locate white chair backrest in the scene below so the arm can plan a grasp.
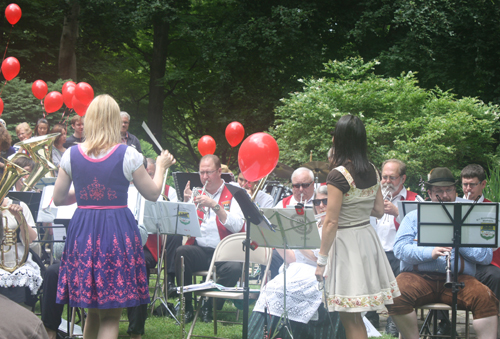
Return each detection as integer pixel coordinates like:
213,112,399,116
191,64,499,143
205,233,272,284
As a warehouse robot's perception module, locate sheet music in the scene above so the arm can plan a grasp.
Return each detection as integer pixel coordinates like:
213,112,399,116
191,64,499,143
252,208,320,249
138,199,202,237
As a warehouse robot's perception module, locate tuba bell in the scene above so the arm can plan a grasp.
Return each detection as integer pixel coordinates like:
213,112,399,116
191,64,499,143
0,158,31,272
11,133,59,191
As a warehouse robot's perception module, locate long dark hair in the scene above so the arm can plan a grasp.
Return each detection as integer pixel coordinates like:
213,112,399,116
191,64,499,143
331,115,371,174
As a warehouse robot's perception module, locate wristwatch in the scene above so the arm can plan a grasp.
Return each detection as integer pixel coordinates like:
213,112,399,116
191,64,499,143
212,204,221,212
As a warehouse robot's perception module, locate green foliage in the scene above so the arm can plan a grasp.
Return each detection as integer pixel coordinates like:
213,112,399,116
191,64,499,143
139,139,158,160
271,59,500,190
484,165,500,202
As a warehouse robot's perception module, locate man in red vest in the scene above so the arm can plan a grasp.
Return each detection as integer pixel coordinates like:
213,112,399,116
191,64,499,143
175,154,245,323
463,165,500,305
369,159,422,336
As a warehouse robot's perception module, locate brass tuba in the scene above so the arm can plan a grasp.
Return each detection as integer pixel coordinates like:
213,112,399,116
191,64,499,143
11,133,59,191
0,158,31,272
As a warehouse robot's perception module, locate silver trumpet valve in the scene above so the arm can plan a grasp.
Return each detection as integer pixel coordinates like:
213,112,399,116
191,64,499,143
381,187,393,222
191,181,209,222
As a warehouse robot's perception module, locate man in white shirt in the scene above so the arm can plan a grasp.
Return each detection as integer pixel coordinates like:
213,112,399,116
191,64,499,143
370,159,422,336
275,167,315,208
175,155,245,322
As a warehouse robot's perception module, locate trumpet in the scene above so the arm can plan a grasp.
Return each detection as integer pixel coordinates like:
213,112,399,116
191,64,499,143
190,181,209,222
444,251,453,288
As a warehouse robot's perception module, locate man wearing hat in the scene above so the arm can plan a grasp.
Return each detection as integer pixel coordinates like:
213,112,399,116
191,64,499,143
386,167,498,339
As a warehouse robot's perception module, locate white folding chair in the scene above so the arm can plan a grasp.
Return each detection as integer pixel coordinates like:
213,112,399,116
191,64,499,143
186,233,272,339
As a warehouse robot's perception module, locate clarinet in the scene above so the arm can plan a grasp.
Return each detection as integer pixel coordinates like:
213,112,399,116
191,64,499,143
263,306,268,339
444,251,453,288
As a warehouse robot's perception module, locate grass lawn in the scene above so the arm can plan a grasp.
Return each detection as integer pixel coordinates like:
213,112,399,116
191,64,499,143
48,273,391,338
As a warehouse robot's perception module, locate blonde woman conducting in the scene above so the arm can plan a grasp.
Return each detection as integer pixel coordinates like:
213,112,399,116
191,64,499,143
53,94,176,339
315,115,400,339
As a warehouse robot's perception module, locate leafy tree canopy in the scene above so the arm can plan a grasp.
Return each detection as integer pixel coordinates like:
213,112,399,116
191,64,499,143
271,58,500,193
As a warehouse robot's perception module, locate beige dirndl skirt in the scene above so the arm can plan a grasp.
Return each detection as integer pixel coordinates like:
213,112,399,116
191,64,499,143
324,222,400,312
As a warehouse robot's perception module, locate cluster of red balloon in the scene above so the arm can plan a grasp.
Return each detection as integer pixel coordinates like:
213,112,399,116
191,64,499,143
0,4,22,116
31,80,94,117
196,121,279,182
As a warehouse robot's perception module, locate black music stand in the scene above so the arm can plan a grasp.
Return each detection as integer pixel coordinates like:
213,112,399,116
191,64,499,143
417,201,498,339
225,183,269,339
138,199,201,323
251,206,319,339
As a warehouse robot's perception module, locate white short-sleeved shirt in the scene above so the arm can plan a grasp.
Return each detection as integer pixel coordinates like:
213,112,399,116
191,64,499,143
60,144,144,181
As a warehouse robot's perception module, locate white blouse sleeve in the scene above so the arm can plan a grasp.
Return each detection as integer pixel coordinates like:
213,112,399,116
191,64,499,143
123,147,145,182
59,147,73,178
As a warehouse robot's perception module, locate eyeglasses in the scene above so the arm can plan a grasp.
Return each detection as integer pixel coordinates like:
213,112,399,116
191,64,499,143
292,182,313,189
462,182,480,188
431,187,456,196
199,170,217,176
312,198,328,206
382,175,400,181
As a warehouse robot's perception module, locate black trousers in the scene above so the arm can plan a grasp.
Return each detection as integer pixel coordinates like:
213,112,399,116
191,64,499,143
42,262,64,331
476,263,500,300
165,234,183,283
175,243,242,310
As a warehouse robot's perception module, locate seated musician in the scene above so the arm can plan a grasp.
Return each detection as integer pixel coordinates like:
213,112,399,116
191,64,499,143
0,194,42,308
387,167,498,339
275,167,316,208
237,170,273,208
177,154,245,323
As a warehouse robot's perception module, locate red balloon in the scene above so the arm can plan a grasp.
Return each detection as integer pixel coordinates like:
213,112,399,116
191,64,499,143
197,135,216,156
44,91,63,114
1,56,20,81
238,133,279,182
62,81,76,94
5,4,21,25
74,82,94,106
225,121,245,147
0,98,4,116
72,96,88,117
31,80,48,100
63,84,75,108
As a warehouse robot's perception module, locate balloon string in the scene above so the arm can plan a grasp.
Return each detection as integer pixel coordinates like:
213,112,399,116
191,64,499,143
227,148,232,167
0,81,6,96
0,27,13,77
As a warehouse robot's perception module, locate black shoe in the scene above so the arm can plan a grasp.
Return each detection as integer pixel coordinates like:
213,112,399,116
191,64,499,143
365,311,380,329
200,307,213,323
200,299,213,323
385,316,399,338
176,306,194,323
437,320,451,335
167,282,178,299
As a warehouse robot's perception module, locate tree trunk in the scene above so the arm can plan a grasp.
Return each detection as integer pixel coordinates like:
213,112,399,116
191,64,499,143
58,0,80,81
147,18,170,147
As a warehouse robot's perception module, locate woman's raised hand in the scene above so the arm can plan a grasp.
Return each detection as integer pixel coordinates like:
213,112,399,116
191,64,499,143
156,150,176,170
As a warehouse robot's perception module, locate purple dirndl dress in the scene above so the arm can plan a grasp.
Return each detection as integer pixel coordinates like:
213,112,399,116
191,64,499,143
56,144,150,309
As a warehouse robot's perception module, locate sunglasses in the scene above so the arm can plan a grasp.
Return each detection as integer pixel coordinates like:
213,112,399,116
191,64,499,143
292,182,313,189
312,198,328,206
